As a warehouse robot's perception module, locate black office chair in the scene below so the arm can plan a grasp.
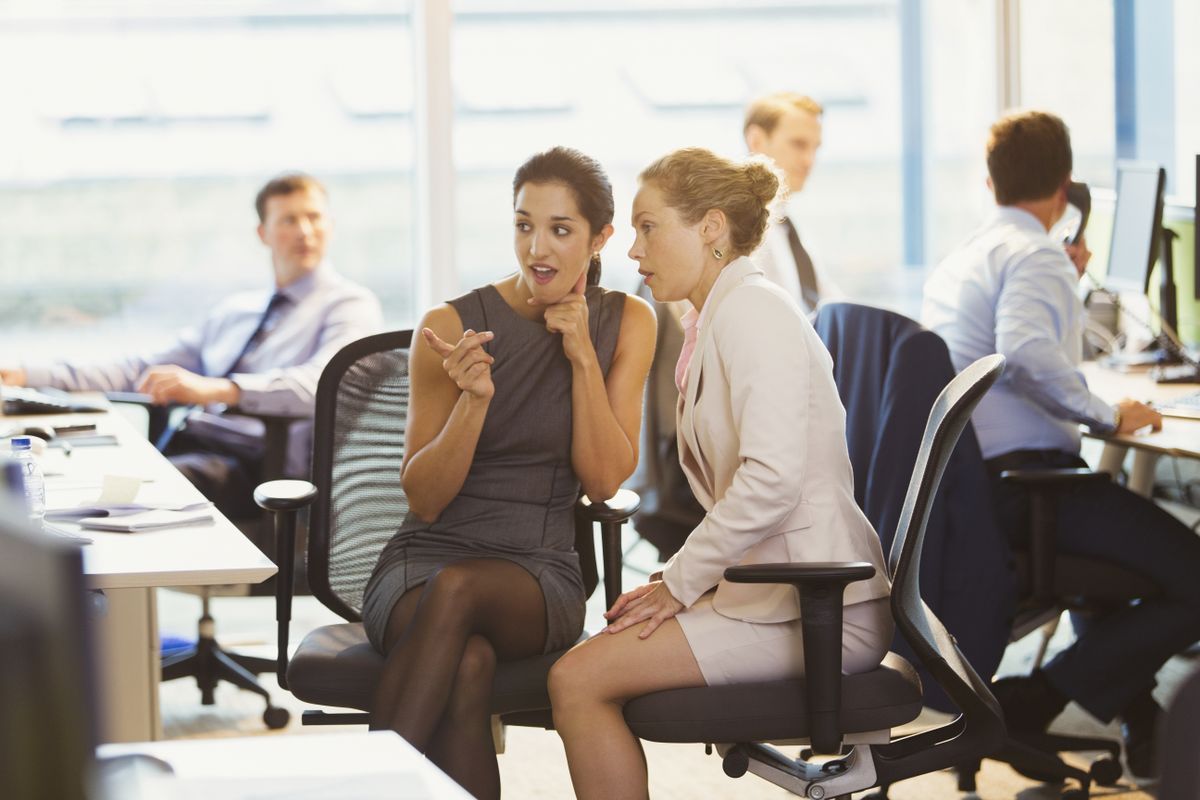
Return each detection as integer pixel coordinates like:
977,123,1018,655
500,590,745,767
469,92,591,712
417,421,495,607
620,354,1007,800
815,304,1130,797
108,393,306,729
970,467,1162,792
813,302,1015,715
253,329,638,728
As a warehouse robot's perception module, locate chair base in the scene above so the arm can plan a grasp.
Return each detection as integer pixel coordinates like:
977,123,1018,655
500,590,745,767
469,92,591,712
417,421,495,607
716,741,877,799
161,614,290,730
956,731,1123,800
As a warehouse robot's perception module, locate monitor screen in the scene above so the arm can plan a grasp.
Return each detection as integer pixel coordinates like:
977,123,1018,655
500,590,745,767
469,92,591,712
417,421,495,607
0,514,96,800
1106,161,1166,294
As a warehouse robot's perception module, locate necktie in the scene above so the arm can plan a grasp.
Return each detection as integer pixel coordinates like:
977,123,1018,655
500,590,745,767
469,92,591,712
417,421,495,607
782,217,820,312
221,291,289,378
154,291,289,452
675,313,700,395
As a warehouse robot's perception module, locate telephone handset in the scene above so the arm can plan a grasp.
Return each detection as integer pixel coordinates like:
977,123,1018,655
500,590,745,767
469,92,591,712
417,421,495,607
1065,180,1090,246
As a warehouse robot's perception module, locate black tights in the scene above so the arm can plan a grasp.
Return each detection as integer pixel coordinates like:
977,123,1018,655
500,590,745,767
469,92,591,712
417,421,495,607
370,558,548,799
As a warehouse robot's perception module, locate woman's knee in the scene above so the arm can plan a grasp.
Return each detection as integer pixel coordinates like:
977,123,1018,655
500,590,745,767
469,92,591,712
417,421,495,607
548,648,603,712
419,563,482,625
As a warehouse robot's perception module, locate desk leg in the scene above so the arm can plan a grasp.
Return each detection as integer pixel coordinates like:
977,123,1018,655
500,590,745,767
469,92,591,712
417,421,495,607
95,587,162,743
1097,443,1129,479
1128,450,1160,498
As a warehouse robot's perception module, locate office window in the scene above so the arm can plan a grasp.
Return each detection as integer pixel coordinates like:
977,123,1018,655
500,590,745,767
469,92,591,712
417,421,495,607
925,0,997,264
450,1,904,298
1018,0,1115,188
0,3,414,362
1175,0,1199,203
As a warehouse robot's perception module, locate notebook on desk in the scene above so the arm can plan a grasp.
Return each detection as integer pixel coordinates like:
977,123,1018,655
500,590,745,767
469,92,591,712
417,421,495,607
1152,391,1200,420
78,507,214,532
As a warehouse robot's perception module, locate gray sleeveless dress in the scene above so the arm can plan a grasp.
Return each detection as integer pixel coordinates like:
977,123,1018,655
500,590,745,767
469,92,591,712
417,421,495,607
362,284,626,654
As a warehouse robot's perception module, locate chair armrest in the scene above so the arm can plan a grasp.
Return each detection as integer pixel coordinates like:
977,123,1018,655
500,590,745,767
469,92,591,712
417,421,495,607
254,479,318,512
575,489,641,610
254,479,318,691
104,391,157,408
724,561,877,755
1000,469,1109,603
577,488,641,523
999,468,1111,487
229,409,310,482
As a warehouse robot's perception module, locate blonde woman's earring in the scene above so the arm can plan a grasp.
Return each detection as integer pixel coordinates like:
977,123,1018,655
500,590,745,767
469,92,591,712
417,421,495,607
712,247,724,260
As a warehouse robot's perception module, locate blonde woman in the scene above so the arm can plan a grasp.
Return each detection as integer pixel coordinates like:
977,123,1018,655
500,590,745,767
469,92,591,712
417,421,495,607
549,148,893,799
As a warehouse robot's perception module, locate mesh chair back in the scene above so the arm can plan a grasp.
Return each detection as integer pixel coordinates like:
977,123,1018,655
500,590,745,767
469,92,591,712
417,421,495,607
309,330,413,621
888,354,1005,720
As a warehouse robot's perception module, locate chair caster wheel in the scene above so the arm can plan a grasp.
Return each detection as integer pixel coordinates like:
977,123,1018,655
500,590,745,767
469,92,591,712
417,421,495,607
263,706,290,730
1089,757,1121,786
722,746,749,778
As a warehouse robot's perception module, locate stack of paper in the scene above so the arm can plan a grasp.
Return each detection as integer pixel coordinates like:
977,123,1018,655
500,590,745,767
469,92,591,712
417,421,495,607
78,507,214,532
45,500,212,521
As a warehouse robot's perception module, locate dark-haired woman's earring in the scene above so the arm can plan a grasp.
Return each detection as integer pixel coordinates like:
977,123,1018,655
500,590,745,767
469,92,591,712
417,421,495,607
591,251,600,261
712,247,724,260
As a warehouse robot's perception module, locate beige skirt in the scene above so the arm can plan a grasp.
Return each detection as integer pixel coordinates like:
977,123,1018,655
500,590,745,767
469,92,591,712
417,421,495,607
676,591,893,686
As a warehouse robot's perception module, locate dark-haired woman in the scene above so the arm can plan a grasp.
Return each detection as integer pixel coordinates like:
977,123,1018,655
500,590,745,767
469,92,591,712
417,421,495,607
361,146,656,798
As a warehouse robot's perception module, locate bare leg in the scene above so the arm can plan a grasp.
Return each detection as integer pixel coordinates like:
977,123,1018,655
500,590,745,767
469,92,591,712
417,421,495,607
549,619,704,800
370,559,547,798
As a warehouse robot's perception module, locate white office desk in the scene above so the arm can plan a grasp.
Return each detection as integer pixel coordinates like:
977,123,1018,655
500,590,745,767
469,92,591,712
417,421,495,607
98,731,472,799
1080,361,1200,495
2,407,276,743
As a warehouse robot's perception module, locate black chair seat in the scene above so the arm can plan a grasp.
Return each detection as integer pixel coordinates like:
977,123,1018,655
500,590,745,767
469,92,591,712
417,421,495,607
287,622,581,716
624,652,923,744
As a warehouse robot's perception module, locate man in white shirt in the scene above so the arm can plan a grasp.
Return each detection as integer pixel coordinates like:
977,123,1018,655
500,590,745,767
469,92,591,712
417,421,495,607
1,174,384,515
922,110,1200,780
744,91,843,315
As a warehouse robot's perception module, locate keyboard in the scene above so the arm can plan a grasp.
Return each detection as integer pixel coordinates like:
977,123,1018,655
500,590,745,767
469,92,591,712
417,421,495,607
1154,391,1200,420
1,386,106,415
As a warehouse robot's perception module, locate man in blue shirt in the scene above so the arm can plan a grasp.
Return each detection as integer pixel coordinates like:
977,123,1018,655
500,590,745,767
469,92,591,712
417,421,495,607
1,174,384,515
923,110,1200,780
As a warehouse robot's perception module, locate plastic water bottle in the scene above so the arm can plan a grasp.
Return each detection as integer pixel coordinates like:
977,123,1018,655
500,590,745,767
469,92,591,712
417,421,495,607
10,437,46,523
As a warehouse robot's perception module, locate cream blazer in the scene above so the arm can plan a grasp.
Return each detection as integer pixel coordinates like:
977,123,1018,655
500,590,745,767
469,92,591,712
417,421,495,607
661,257,890,624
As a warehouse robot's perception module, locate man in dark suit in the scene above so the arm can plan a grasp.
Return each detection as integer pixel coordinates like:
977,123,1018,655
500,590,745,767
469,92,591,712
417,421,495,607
743,91,842,316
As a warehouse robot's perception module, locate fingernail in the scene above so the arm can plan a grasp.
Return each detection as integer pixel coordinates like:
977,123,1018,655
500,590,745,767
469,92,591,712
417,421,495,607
482,331,494,339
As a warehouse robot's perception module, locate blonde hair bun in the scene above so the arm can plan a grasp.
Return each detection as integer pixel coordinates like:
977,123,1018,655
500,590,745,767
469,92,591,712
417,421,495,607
640,148,784,256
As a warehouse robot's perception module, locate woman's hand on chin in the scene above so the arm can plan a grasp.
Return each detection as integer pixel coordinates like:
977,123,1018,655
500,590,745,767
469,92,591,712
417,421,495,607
603,580,684,639
532,271,594,365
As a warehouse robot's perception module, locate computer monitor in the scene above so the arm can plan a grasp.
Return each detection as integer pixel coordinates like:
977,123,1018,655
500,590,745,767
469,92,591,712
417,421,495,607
0,513,97,800
1106,160,1167,295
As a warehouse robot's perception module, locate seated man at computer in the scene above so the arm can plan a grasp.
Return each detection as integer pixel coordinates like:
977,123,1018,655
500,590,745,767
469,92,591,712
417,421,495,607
0,173,384,516
922,109,1200,779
